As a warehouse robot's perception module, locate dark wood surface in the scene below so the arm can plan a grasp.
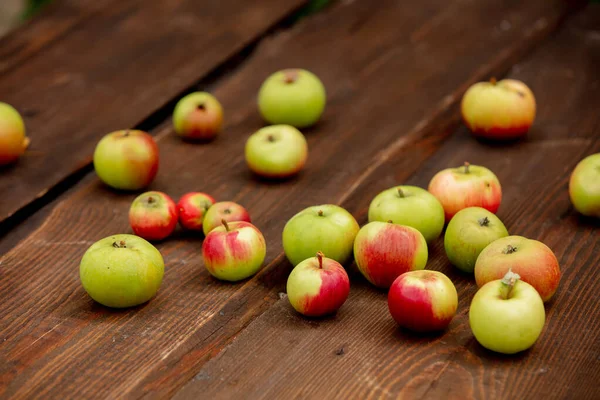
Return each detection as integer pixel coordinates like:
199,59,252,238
0,0,598,399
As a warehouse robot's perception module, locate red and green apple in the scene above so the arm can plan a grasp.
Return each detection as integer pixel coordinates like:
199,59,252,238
0,102,29,165
129,191,178,241
202,201,251,235
569,153,600,217
177,192,216,231
173,92,223,141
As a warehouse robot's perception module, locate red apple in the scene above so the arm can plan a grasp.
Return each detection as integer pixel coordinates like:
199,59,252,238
428,162,502,221
286,252,350,317
202,220,266,281
353,221,428,288
173,92,224,141
202,201,251,235
177,192,216,231
0,102,29,165
461,78,536,140
129,191,178,241
475,235,561,302
388,270,458,332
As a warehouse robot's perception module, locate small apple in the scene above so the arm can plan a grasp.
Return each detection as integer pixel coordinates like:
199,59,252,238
286,251,350,317
354,221,428,288
444,207,509,273
245,124,308,179
257,69,326,128
129,191,178,241
428,162,502,221
93,129,159,190
461,78,536,140
569,153,600,217
388,270,458,332
282,204,359,266
368,185,445,243
469,270,545,354
80,234,165,308
173,92,223,141
0,102,29,165
202,220,266,281
475,235,561,302
202,201,251,235
177,192,216,231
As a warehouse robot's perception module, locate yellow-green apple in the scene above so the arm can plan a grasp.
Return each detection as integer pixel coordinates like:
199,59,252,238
444,207,508,273
173,92,223,141
469,270,545,354
177,192,216,231
0,102,29,165
93,129,159,190
368,185,445,243
79,234,164,308
202,220,266,281
461,78,536,140
569,153,600,217
354,221,428,288
129,191,178,241
282,204,359,266
474,235,560,302
245,124,308,179
388,270,458,332
286,251,350,317
258,69,326,128
202,201,251,235
428,162,502,221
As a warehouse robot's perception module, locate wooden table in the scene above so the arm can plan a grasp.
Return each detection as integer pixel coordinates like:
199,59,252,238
0,0,598,398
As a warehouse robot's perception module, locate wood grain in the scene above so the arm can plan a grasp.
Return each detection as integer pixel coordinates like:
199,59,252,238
0,0,307,226
0,0,584,398
175,7,600,400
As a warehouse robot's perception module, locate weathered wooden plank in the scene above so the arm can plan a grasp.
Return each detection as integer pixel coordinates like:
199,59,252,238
0,0,308,226
175,7,600,400
0,0,581,398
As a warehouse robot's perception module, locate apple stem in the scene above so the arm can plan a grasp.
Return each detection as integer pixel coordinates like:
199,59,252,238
499,269,520,300
397,188,405,198
123,130,130,137
197,103,206,111
503,245,517,254
112,240,127,248
221,219,230,232
490,77,497,85
388,220,394,224
267,134,276,143
316,251,324,269
318,210,324,217
147,196,155,204
478,216,490,227
463,161,470,174
283,69,299,84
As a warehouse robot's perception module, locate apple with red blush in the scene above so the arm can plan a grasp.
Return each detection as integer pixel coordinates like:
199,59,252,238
428,162,502,221
388,270,458,332
202,220,266,281
353,221,428,288
129,191,178,241
173,92,224,141
286,252,350,317
0,102,29,165
177,192,216,232
202,201,251,235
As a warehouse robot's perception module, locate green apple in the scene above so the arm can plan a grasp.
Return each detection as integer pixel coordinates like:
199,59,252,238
0,102,29,165
368,185,445,243
469,270,545,354
245,124,308,178
569,153,600,217
282,204,359,266
257,69,326,128
79,234,164,308
173,92,223,141
444,207,508,273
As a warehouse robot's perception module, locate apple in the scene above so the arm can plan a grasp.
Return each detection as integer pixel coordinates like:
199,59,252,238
79,234,165,308
177,192,216,231
93,129,159,190
173,92,224,141
444,207,509,273
428,162,502,221
286,251,350,317
245,124,308,179
0,102,29,165
129,191,178,241
202,201,251,235
202,220,266,281
388,270,458,332
475,235,561,302
257,68,326,128
368,185,445,243
569,153,600,217
469,270,545,354
354,221,428,288
282,204,359,266
461,78,536,140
